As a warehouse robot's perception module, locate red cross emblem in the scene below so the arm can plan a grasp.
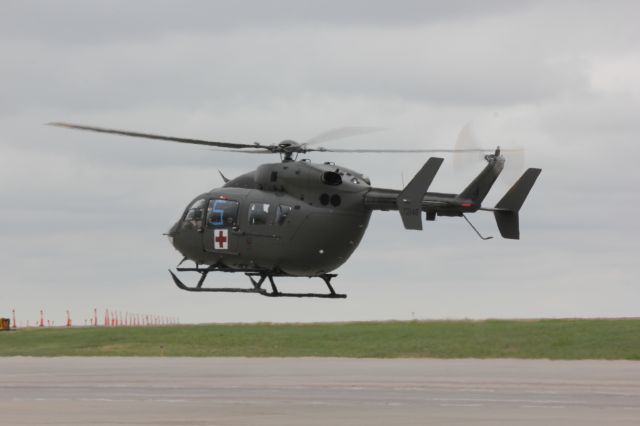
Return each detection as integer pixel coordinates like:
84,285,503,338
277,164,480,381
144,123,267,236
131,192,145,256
214,229,228,250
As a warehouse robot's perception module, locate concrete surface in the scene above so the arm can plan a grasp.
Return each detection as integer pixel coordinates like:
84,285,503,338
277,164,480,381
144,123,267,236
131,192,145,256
1,357,639,425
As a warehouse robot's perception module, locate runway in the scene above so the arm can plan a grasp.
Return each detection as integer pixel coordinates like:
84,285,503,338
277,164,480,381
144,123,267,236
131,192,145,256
1,358,639,425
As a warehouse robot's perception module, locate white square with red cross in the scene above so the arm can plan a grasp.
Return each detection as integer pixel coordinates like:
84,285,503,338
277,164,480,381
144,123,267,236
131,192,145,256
213,229,229,250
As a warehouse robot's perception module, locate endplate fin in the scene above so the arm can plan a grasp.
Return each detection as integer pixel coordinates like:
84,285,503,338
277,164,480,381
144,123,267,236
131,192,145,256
396,157,444,230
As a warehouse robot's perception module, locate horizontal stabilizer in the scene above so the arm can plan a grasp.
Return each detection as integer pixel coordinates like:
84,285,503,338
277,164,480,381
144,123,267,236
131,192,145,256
397,157,444,230
494,168,541,239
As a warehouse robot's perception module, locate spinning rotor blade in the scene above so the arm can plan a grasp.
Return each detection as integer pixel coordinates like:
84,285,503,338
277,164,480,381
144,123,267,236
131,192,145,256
211,147,506,155
208,149,273,154
308,148,496,153
453,123,486,171
453,122,525,177
49,121,523,162
48,122,265,150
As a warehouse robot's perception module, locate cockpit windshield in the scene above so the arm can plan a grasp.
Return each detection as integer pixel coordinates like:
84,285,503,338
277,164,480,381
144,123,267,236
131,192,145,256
183,198,206,229
185,198,205,220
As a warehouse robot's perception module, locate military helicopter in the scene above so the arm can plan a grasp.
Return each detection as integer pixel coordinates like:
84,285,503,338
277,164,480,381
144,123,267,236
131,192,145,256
50,122,541,299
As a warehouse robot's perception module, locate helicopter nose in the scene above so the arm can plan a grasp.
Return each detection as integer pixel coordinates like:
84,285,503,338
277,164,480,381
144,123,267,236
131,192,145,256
165,221,180,247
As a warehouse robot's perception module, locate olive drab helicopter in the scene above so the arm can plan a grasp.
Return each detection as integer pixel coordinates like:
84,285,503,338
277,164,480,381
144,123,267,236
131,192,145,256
50,122,541,299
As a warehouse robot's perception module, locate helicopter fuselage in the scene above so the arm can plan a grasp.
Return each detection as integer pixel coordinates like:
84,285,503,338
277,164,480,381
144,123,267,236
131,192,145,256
168,160,373,276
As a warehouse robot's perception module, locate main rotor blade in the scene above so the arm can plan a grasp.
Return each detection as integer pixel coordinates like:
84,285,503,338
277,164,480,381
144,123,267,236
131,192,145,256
208,149,273,154
303,126,385,146
309,148,501,153
48,122,265,150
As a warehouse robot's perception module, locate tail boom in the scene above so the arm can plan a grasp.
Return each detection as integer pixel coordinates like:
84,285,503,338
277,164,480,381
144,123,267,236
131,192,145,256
362,154,541,239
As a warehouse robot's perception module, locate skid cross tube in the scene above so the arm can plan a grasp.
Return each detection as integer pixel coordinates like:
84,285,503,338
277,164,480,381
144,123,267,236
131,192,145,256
169,266,346,299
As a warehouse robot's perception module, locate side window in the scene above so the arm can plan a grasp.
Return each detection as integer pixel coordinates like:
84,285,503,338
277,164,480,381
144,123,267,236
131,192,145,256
275,204,292,225
184,199,206,227
248,202,271,225
207,199,239,228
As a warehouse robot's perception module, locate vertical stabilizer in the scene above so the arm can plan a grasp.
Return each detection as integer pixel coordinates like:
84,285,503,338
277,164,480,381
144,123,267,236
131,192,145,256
397,157,444,230
494,168,541,239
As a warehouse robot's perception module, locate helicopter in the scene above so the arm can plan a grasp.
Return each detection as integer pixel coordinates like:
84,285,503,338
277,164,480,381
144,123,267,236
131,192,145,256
50,122,541,299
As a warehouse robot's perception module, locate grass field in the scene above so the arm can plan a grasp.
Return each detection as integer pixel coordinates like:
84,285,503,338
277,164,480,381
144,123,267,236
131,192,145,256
1,319,639,359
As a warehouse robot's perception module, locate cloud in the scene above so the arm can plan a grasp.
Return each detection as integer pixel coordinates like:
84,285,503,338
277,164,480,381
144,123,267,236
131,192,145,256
1,24,589,115
1,1,528,45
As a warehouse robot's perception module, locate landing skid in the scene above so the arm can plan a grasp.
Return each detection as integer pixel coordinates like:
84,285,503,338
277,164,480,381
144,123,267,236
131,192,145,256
169,265,346,299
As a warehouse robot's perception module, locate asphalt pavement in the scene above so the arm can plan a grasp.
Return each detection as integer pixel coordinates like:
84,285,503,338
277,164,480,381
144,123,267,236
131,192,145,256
1,357,639,425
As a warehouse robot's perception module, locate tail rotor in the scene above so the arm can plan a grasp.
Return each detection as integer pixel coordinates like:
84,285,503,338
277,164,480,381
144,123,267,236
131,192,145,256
453,122,525,182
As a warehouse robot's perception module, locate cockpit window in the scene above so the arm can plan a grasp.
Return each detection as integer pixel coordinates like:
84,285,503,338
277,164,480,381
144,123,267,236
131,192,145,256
207,199,239,228
185,198,206,221
184,198,206,229
276,204,292,225
248,202,271,225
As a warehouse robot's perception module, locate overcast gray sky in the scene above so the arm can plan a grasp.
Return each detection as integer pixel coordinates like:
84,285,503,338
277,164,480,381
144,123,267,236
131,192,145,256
2,0,639,325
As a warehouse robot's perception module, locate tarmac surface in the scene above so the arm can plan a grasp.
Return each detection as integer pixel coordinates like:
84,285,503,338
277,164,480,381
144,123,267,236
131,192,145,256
1,357,639,425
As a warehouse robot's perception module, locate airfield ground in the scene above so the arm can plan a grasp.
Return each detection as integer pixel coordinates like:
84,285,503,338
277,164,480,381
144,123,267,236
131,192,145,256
1,318,639,359
2,320,640,425
2,357,640,425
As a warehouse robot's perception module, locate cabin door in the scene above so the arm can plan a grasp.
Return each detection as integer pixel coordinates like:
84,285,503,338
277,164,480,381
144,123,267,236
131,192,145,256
203,198,240,254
